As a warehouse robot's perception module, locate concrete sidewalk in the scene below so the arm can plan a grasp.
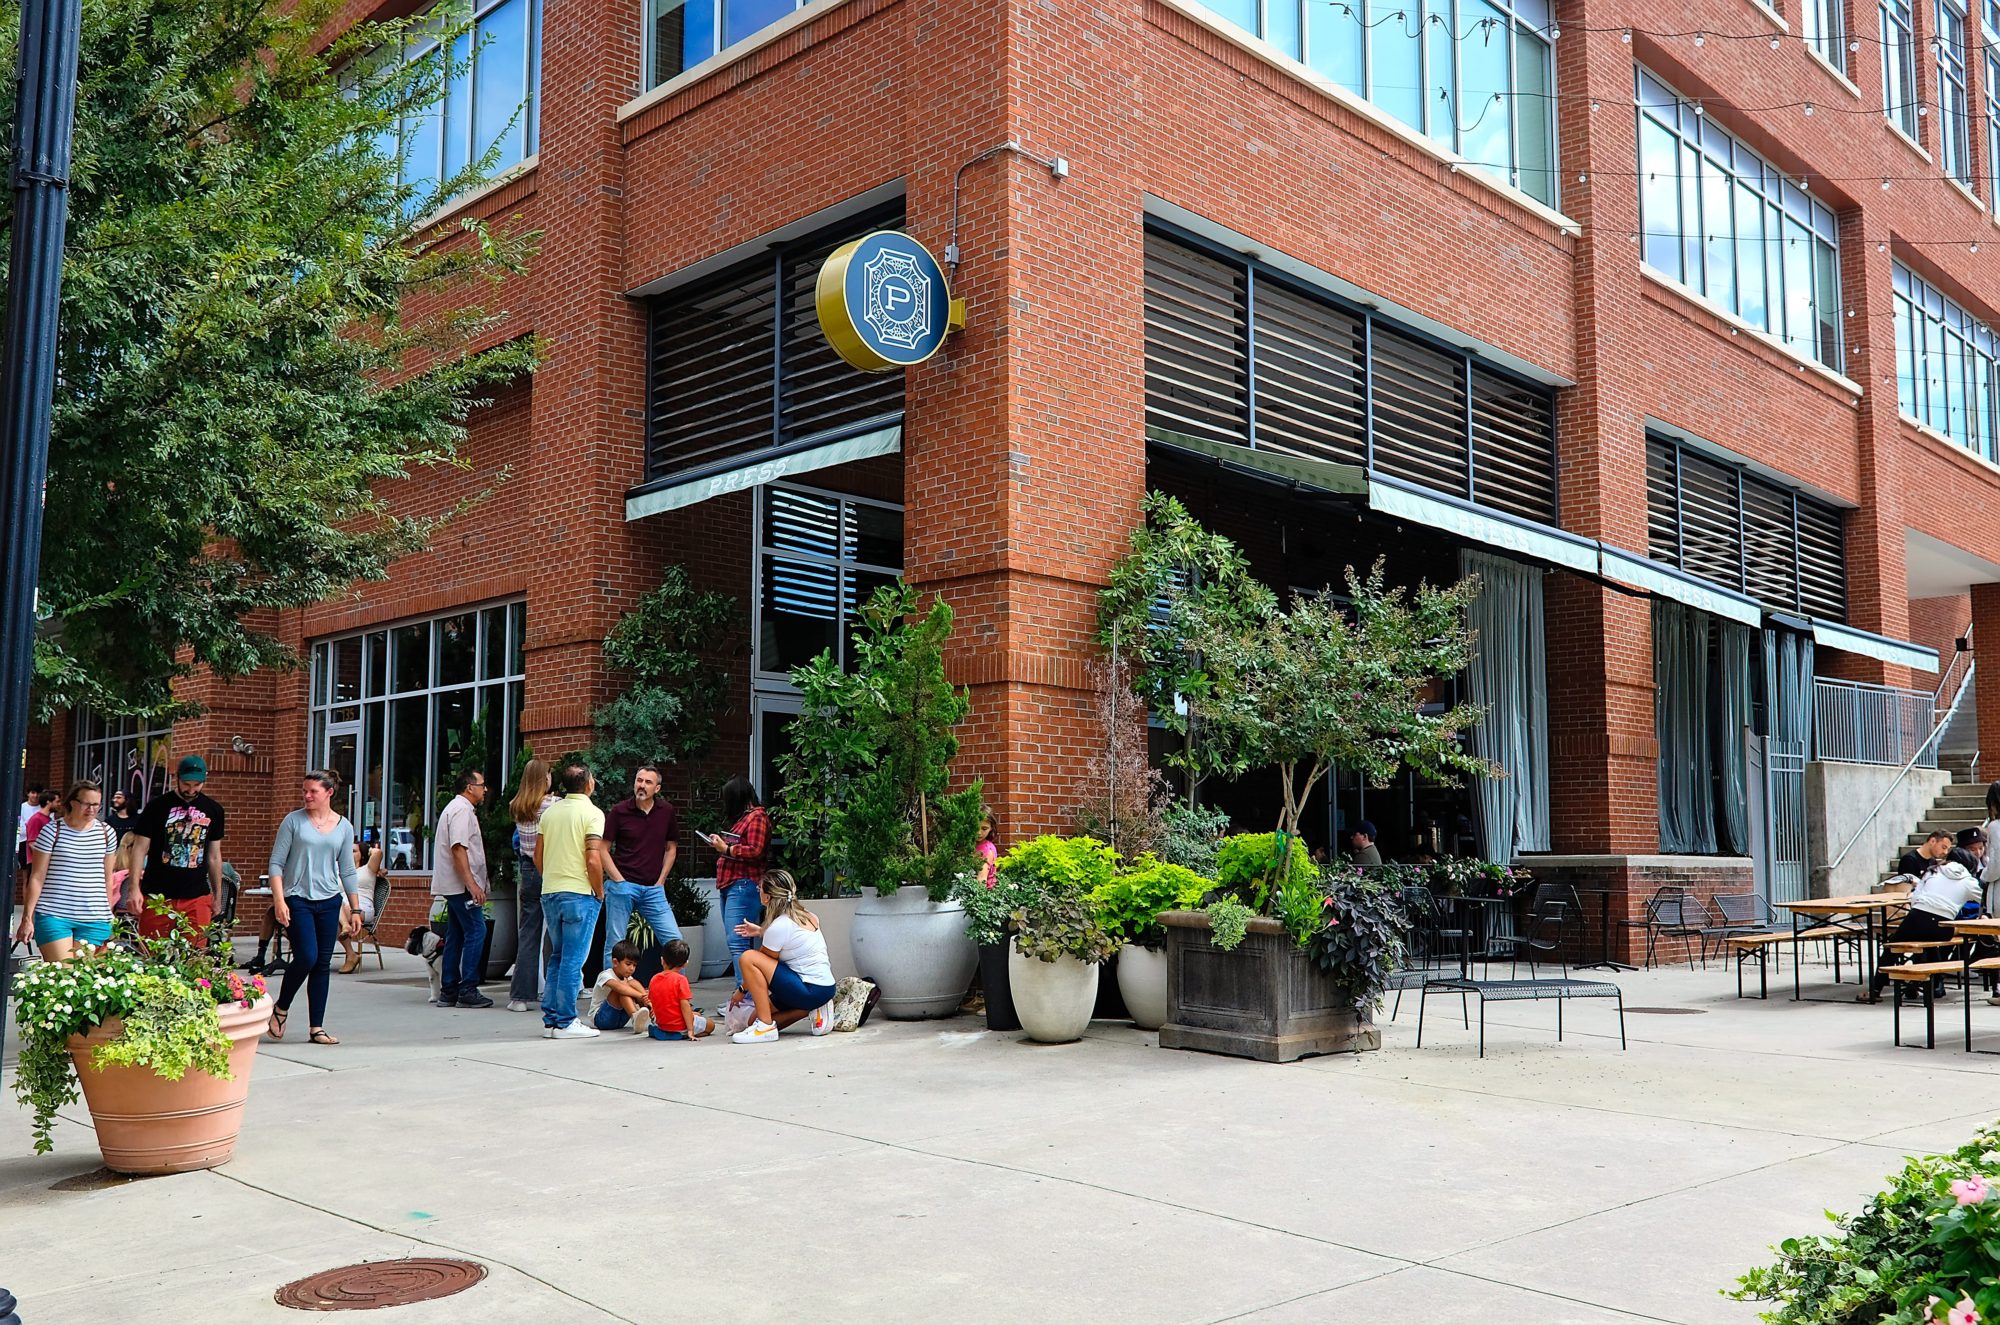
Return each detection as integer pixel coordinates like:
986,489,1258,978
4,952,1997,1324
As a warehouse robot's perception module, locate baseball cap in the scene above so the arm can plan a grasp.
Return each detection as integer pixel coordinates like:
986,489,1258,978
176,755,209,782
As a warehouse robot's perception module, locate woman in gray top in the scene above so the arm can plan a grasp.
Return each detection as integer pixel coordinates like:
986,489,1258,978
268,770,361,1045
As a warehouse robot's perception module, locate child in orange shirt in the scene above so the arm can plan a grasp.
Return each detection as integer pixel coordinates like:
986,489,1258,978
647,939,713,1040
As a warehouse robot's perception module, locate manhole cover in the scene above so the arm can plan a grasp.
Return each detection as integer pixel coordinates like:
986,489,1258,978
50,1166,153,1192
1624,1007,1708,1015
275,1259,486,1311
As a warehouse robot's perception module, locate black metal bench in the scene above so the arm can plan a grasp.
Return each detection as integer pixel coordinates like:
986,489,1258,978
1416,977,1627,1057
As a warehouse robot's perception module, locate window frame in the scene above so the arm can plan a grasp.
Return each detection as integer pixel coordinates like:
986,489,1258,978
1881,0,1920,138
69,711,174,816
642,0,813,93
1801,0,1847,72
1937,0,1974,184
751,481,906,693
1893,260,2000,461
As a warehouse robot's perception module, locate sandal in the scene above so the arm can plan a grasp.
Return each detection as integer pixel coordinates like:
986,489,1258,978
308,1028,339,1045
268,1007,288,1040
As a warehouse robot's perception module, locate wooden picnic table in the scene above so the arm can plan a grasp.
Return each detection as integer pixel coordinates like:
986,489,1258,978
1775,893,1909,1001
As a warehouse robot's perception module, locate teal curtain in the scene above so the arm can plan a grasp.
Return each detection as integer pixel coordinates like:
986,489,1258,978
1714,621,1754,854
1655,600,1718,854
1463,552,1551,863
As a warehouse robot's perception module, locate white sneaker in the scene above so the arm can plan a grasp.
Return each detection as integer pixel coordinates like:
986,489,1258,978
732,1020,779,1045
541,1026,556,1038
810,1001,833,1036
552,1021,601,1040
632,1007,652,1036
506,1000,531,1013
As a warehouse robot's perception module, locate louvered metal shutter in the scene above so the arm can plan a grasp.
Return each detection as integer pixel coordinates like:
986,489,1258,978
780,222,905,441
1740,474,1800,612
1370,323,1468,497
1144,236,1248,446
646,266,778,482
1647,435,1680,563
1676,449,1742,592
1251,279,1366,468
1469,364,1556,523
1795,498,1846,621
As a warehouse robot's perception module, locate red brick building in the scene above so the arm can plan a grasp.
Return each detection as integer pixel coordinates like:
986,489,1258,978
32,0,2000,953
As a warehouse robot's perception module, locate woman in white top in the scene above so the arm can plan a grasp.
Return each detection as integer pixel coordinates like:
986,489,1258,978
507,759,557,1011
12,780,118,960
337,838,386,974
729,870,836,1044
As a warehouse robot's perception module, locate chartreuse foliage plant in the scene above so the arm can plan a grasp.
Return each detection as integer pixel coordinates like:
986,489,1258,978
18,0,540,721
1733,1121,2000,1324
1000,836,1122,965
1091,856,1213,949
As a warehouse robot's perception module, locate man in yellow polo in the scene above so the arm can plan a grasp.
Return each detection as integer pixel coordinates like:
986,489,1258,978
533,762,605,1038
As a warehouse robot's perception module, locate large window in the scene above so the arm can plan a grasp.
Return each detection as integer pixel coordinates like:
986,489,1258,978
1635,69,1843,371
307,603,526,871
1986,6,2000,218
352,0,542,214
1882,0,1920,138
1191,0,1557,206
1894,262,2000,461
1937,0,1974,184
645,0,810,90
71,712,173,816
1801,0,1847,72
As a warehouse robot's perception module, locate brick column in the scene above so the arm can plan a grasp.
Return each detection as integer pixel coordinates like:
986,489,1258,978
1971,583,2000,761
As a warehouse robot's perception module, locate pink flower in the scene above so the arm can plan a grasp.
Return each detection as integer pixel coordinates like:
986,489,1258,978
1948,1297,1980,1325
1951,1177,1991,1206
195,978,211,989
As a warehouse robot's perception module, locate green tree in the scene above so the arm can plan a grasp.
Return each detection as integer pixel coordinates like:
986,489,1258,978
774,582,983,901
13,0,540,720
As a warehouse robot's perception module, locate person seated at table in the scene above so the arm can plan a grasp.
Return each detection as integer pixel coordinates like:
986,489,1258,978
1865,856,1985,1001
1956,827,1987,878
1896,830,1953,881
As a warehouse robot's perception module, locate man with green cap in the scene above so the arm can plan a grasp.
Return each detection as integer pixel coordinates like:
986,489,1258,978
127,755,227,944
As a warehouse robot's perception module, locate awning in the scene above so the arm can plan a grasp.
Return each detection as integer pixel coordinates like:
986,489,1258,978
1146,427,1366,495
1810,619,1938,672
624,422,903,521
1368,475,1601,576
1597,545,1765,627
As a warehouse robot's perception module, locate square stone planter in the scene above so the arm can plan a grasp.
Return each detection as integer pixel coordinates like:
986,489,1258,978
1158,910,1380,1063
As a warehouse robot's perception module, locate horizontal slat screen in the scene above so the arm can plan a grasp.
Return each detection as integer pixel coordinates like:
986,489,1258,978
1647,435,1680,564
1676,449,1743,592
781,219,905,441
1469,365,1556,523
1370,323,1468,497
1144,237,1247,446
1251,279,1366,468
1795,499,1846,621
1740,474,1799,611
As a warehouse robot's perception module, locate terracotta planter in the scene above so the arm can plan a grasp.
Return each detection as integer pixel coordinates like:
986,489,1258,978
67,996,270,1175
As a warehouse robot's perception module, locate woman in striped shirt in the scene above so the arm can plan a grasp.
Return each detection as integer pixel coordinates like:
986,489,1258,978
12,780,118,959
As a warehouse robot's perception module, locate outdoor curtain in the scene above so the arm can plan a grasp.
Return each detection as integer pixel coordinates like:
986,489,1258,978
1713,620,1754,856
1655,599,1718,855
1763,628,1815,753
1463,551,1551,864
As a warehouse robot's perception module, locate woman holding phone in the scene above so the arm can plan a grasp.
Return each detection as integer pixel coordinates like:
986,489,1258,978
703,776,769,986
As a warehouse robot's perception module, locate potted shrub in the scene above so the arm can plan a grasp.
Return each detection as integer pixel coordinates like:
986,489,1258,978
13,912,271,1172
1091,856,1212,1030
776,582,984,1019
999,836,1122,1043
954,868,1022,1032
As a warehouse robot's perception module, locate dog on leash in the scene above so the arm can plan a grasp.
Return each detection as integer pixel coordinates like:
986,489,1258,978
404,925,445,1003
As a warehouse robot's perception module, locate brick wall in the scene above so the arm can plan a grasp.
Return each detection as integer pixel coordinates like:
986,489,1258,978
1531,855,1756,966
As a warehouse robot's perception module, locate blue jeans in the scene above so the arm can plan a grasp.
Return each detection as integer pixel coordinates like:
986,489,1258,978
721,881,760,984
510,853,543,1003
541,891,602,1029
593,1002,631,1031
601,878,681,964
276,894,344,1027
440,893,487,1002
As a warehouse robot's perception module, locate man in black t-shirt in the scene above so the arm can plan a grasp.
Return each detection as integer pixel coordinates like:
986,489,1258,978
128,755,227,944
1896,830,1953,882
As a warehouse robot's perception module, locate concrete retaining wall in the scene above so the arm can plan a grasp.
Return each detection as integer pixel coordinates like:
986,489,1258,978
1806,762,1952,897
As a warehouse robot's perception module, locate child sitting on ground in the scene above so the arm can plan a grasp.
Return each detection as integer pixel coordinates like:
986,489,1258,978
647,939,713,1041
592,939,652,1035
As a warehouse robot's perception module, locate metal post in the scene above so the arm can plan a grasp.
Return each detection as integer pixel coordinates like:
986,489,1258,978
0,0,85,1090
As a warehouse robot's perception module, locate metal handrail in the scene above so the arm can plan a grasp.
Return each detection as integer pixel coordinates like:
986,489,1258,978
1934,622,1975,718
1825,631,1976,875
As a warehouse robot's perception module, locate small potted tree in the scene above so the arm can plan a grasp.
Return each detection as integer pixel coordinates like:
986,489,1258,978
777,582,984,1019
1000,836,1122,1043
14,911,271,1171
1091,856,1212,1030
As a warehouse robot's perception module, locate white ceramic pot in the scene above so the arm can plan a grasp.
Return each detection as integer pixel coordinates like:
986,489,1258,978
850,886,977,1019
694,878,732,980
810,896,860,982
1007,947,1100,1044
680,928,705,982
1116,943,1170,1030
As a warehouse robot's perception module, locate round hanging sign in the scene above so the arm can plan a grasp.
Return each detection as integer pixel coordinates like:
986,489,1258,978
815,230,955,373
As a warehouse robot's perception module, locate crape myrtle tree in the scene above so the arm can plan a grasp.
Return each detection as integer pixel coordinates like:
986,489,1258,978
4,0,539,721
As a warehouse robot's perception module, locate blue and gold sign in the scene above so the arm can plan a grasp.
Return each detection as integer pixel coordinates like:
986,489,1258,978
815,230,961,373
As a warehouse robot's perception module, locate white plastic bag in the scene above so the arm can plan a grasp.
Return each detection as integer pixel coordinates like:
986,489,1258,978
725,994,758,1035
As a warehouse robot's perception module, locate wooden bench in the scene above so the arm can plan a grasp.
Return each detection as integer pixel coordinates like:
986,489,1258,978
1416,977,1626,1058
1885,956,2000,1049
1727,925,1865,999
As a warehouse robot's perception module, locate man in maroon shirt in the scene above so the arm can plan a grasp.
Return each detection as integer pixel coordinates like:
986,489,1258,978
600,763,682,963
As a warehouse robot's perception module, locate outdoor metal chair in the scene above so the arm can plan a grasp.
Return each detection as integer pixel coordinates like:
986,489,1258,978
1508,898,1575,979
1699,893,1776,966
1617,886,1707,969
359,876,391,970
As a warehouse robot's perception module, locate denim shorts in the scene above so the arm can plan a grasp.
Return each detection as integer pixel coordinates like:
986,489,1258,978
647,1012,708,1040
593,1002,631,1031
769,963,837,1013
34,914,112,946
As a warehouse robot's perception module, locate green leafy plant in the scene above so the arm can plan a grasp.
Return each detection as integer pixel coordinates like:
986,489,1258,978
774,582,984,902
953,870,1021,949
1304,865,1416,1011
11,908,268,1154
588,565,742,803
1203,896,1252,952
1731,1121,2000,1323
662,874,712,927
1214,833,1317,917
1092,856,1213,949
1158,801,1231,875
1000,836,1123,965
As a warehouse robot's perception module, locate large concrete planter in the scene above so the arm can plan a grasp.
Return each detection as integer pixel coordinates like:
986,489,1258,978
1158,912,1379,1063
67,996,271,1174
850,886,976,1019
1007,948,1099,1043
810,896,860,982
693,879,733,981
1116,943,1171,1031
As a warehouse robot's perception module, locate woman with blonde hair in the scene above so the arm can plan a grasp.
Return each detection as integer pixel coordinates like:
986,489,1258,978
507,759,557,1011
729,869,836,1044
